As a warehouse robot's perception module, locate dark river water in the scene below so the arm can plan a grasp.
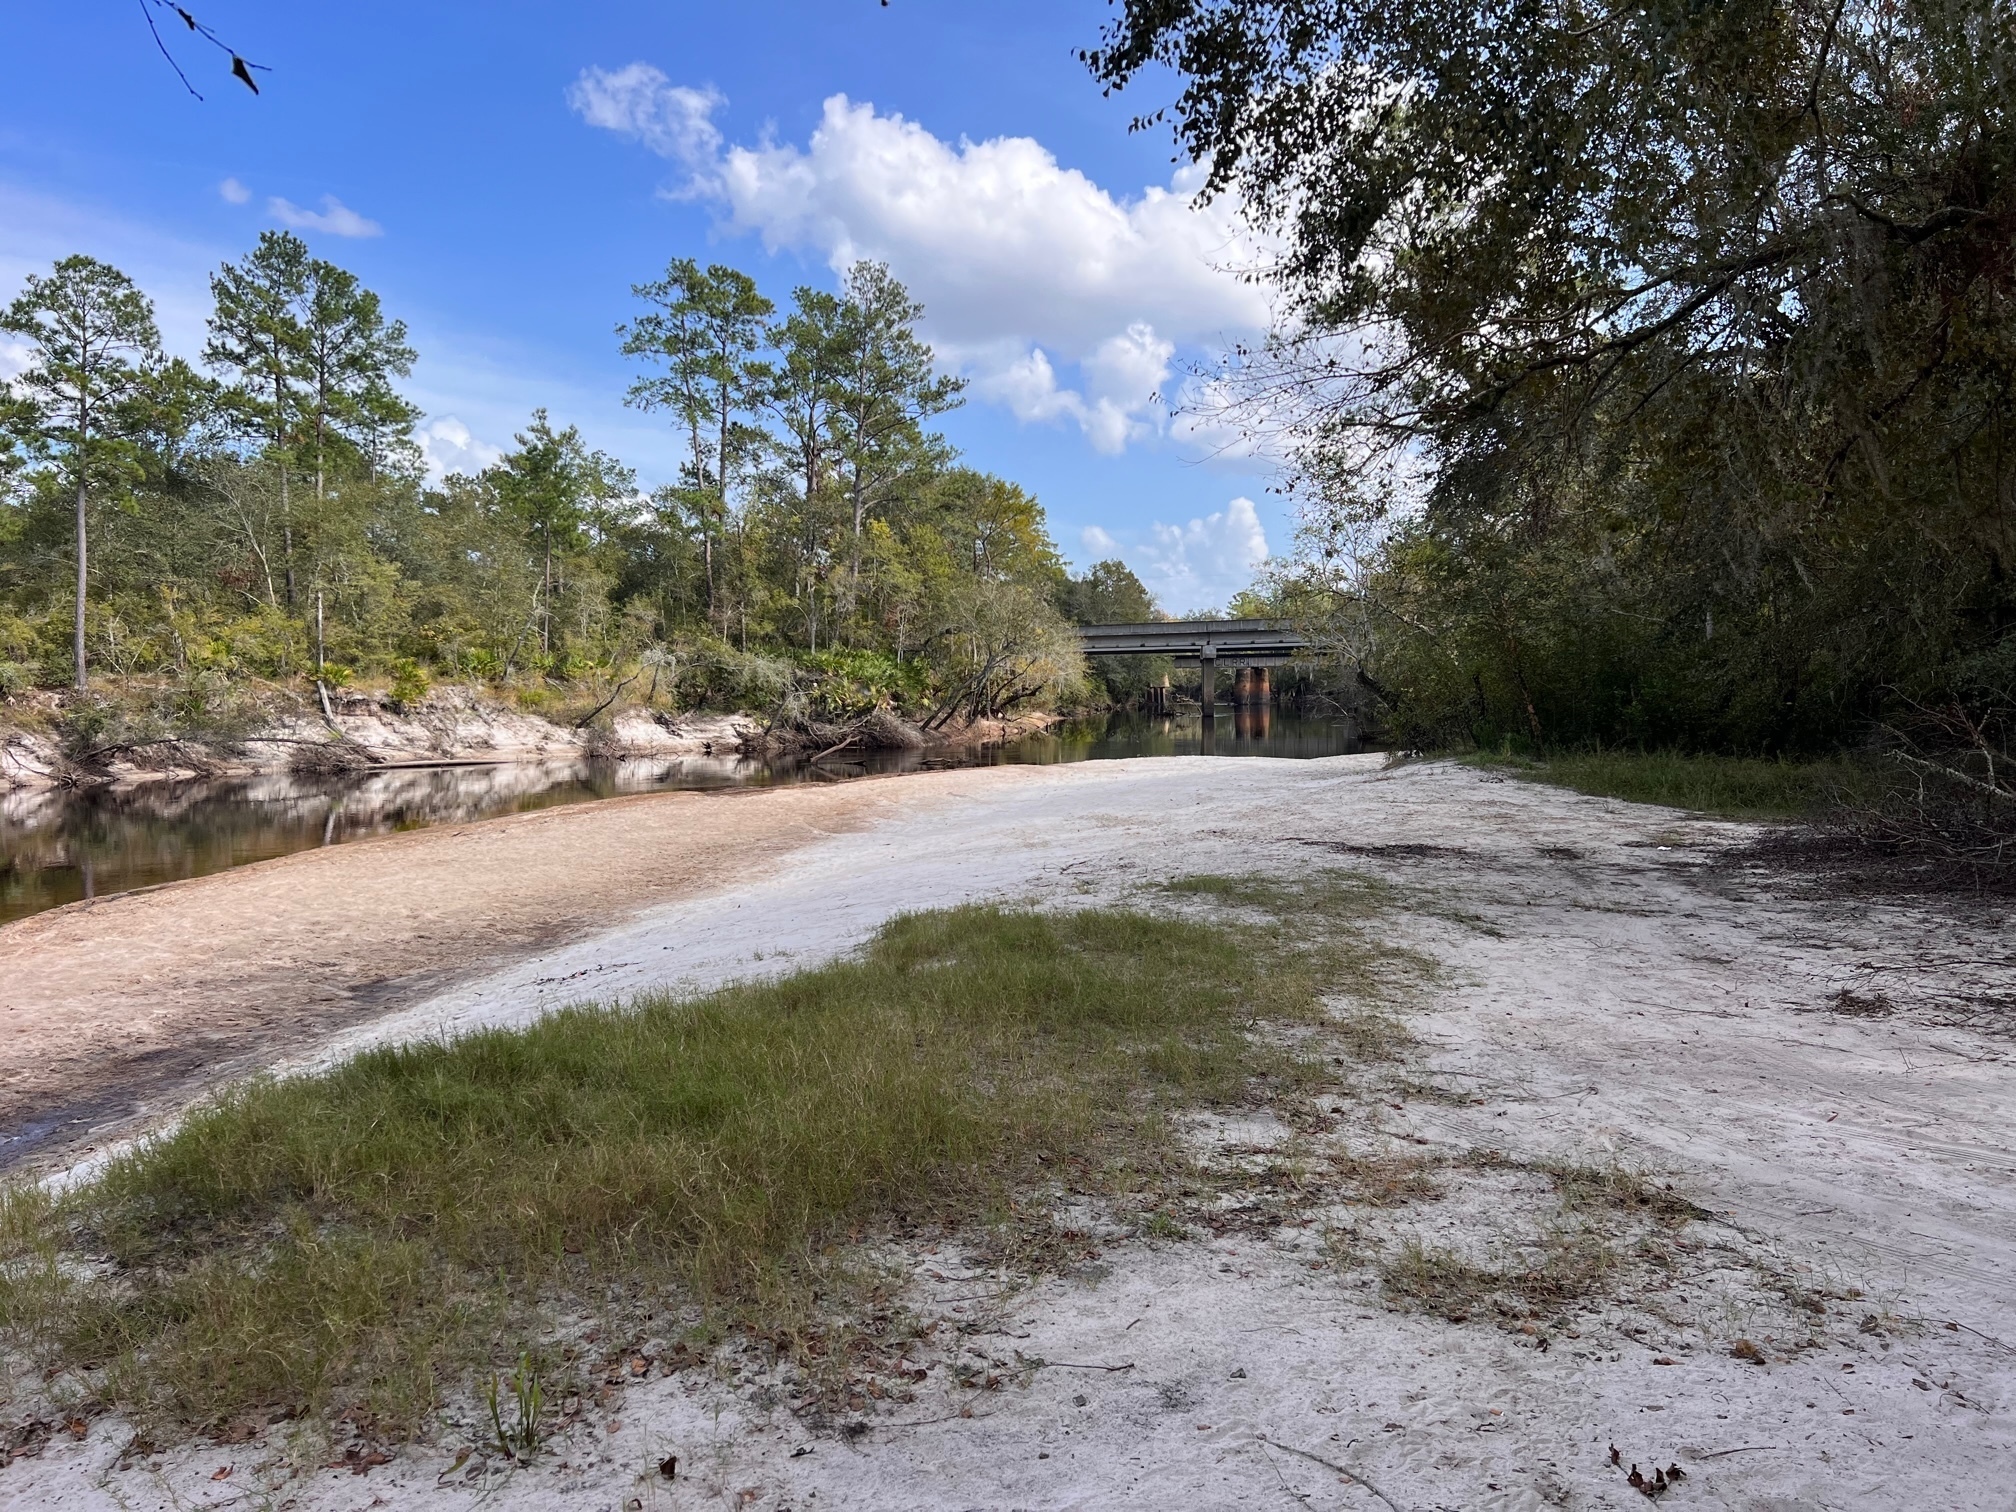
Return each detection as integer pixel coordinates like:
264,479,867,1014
0,710,1366,926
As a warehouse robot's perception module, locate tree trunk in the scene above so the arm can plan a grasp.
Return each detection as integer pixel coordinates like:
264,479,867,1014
72,473,88,691
848,477,866,637
281,468,296,610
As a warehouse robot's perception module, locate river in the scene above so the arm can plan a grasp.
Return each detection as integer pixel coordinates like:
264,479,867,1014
0,710,1366,926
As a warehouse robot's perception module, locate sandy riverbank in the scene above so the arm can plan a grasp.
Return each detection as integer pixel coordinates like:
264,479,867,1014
0,769,979,1164
4,756,2015,1508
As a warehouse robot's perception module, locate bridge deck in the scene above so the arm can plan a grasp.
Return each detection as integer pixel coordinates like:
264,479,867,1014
1075,617,1308,662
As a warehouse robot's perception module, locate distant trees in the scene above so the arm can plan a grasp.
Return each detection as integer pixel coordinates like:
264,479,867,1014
620,259,772,634
1056,557,1163,703
485,412,633,664
0,243,1129,719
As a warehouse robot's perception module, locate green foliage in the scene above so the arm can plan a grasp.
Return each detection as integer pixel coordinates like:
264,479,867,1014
2,254,165,689
485,1353,545,1463
0,245,1083,721
1057,557,1166,702
800,648,922,718
387,658,430,709
1095,0,2016,759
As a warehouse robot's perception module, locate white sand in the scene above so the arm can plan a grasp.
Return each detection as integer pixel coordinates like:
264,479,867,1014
8,755,2014,1510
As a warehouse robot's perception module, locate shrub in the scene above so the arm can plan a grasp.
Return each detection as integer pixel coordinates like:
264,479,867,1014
388,659,431,710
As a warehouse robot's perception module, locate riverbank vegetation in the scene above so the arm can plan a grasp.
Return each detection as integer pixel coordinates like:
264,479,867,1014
0,891,1402,1444
1092,0,2016,866
1462,749,1883,823
0,245,1158,741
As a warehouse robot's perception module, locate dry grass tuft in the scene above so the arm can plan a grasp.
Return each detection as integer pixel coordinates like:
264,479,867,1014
1380,1231,1620,1322
1329,1151,1446,1207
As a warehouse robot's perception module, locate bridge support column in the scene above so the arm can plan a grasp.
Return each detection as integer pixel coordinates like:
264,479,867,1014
1252,666,1270,706
1199,652,1217,719
1232,666,1252,706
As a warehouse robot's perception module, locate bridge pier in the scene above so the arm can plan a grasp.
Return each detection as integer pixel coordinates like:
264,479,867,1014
1200,651,1217,719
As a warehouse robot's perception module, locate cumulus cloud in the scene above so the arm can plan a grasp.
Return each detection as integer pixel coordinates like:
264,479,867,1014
218,177,252,205
416,417,503,481
970,323,1176,455
568,65,724,176
1120,497,1271,614
571,72,1273,452
268,194,383,239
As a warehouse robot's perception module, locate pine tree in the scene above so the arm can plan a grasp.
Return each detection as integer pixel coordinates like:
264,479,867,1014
1,256,162,689
205,230,311,607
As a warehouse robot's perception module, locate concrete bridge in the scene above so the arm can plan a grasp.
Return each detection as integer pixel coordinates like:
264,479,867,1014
1075,618,1309,715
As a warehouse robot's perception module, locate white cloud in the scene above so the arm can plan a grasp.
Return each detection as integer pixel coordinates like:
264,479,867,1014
968,326,1173,456
218,177,252,205
567,65,723,175
572,73,1275,453
0,334,32,418
416,417,503,481
268,195,383,239
1080,525,1121,557
1125,497,1270,614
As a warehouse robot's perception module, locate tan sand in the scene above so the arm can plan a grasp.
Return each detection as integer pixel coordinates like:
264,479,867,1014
0,768,1010,1164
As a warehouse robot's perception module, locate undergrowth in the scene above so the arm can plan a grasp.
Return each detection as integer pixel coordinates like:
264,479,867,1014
1463,748,1889,820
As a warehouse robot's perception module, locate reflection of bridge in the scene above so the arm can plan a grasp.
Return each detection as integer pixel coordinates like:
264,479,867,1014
1075,618,1310,716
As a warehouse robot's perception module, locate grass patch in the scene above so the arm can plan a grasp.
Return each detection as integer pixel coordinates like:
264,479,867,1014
0,901,1359,1445
1464,748,1885,820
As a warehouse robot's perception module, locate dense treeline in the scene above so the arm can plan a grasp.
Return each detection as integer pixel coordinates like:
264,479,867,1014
1092,0,2016,784
0,239,1156,724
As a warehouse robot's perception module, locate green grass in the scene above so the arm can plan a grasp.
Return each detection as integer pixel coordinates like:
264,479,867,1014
1463,748,1886,820
0,896,1386,1444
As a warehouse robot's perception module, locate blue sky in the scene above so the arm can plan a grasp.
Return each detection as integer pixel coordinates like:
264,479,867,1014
0,2,1286,612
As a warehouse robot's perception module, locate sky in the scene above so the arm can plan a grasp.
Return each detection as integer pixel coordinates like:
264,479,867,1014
0,2,1288,613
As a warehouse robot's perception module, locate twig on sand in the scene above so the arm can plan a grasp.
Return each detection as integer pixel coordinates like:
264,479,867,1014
1255,1435,1404,1512
876,1406,1004,1430
1949,1321,2016,1354
1694,1445,1780,1459
1036,1360,1136,1372
1257,1439,1315,1507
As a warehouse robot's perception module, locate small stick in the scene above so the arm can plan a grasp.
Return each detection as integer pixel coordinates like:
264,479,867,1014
1255,1436,1403,1512
876,1405,1003,1430
1037,1360,1136,1372
1948,1321,2016,1354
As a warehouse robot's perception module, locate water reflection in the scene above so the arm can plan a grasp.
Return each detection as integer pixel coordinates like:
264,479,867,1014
1,711,1365,925
0,751,917,927
980,709,1361,765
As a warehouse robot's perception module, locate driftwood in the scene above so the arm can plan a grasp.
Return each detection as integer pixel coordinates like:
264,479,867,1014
748,707,925,761
573,673,640,730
